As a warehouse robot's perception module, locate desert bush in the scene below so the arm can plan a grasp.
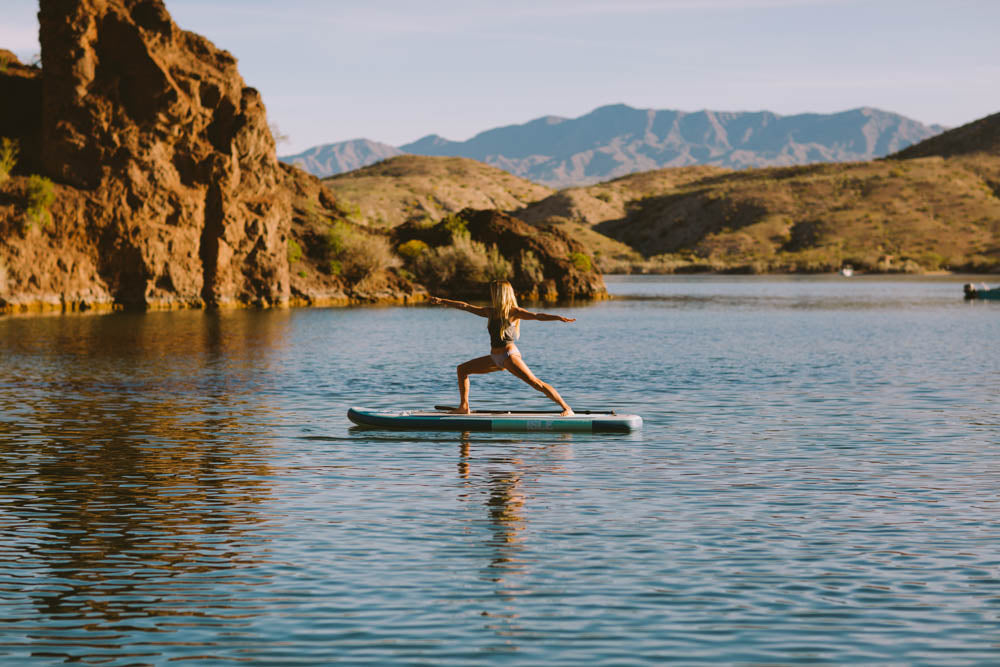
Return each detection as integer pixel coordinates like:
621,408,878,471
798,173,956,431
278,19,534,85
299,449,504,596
594,191,613,203
646,253,693,274
517,249,544,284
287,238,303,264
341,233,399,281
336,198,363,223
593,256,632,274
569,251,592,272
397,239,429,260
917,250,946,271
0,137,18,185
409,214,435,229
413,233,490,287
323,221,399,280
484,245,513,281
442,213,468,239
323,221,350,273
25,175,55,229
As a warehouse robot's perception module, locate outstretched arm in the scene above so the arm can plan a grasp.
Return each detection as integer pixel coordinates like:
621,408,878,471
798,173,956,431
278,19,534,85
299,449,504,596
428,295,490,317
513,307,575,323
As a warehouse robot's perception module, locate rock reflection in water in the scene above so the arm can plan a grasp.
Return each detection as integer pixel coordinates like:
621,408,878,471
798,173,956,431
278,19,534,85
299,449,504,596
0,310,290,662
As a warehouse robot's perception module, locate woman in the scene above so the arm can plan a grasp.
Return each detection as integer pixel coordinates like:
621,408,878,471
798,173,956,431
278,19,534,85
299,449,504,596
428,280,575,415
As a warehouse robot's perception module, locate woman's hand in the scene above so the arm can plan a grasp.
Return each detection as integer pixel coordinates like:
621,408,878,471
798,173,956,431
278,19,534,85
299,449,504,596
428,296,443,305
559,316,576,323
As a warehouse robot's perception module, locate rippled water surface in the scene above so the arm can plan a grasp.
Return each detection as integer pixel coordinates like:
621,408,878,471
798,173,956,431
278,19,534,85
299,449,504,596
1,275,998,665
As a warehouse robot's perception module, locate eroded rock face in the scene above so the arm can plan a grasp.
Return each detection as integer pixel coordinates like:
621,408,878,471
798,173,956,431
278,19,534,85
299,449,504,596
0,0,601,314
1,0,289,311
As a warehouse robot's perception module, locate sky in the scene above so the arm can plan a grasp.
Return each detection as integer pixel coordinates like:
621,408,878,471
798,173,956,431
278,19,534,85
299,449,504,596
4,0,999,154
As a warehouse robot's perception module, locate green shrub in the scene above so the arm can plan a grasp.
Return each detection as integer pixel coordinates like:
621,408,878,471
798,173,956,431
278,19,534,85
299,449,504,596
340,233,399,282
413,233,490,287
287,238,303,264
517,249,544,284
569,251,592,272
25,175,55,229
397,239,429,260
594,191,613,203
323,221,399,281
334,197,363,222
0,137,18,185
484,245,513,281
917,250,946,271
324,221,350,262
442,213,468,239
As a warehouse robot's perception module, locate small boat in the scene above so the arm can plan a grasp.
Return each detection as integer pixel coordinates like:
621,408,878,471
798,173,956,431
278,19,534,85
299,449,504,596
348,406,643,433
840,265,854,277
964,283,1000,300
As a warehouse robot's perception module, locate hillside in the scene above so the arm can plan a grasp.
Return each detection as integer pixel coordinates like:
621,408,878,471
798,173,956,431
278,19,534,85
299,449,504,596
890,111,1000,160
284,104,944,187
519,154,999,274
313,120,1000,276
321,155,554,228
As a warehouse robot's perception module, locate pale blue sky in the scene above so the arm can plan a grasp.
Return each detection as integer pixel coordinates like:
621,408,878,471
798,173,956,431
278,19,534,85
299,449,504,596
5,0,999,153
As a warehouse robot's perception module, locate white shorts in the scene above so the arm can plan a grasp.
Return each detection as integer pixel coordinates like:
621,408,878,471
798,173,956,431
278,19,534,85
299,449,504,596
490,345,521,368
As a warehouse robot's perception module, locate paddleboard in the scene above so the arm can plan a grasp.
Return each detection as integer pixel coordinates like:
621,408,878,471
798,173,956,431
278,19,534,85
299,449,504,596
347,406,642,433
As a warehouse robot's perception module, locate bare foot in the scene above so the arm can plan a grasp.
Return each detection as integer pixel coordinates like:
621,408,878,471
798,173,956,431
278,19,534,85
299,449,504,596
560,408,574,416
450,406,471,414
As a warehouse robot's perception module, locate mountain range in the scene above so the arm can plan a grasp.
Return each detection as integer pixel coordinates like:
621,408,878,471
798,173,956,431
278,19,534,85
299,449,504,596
316,109,1000,275
281,104,945,187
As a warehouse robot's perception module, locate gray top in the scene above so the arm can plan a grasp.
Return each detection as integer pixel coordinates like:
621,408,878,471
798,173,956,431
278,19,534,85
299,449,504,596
487,313,519,348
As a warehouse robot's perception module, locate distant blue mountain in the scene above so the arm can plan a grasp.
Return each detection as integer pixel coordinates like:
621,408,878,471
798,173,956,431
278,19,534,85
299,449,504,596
282,104,945,187
281,139,403,178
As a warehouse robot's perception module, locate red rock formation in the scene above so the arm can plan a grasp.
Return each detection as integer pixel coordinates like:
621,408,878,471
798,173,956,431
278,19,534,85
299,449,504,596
0,1,600,314
1,0,290,311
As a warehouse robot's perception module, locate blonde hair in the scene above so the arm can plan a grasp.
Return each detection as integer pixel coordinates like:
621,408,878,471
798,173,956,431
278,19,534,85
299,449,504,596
490,280,520,335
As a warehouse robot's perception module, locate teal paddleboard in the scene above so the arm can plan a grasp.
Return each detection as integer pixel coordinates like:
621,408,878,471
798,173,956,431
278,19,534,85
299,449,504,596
348,406,642,433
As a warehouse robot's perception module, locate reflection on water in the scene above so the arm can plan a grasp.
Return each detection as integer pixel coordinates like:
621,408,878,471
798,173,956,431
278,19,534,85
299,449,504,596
1,278,999,664
0,311,288,663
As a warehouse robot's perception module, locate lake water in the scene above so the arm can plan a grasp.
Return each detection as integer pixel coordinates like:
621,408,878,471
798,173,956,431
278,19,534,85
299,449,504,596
1,275,998,665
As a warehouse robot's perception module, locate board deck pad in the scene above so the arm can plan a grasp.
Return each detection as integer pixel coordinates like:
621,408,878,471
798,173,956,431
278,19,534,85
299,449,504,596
348,406,642,433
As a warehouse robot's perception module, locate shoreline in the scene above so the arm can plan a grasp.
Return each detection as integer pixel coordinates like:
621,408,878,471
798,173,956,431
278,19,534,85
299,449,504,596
2,272,995,318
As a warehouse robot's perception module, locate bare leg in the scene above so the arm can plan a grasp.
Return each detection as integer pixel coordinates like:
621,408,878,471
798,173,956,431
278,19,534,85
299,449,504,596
454,355,503,414
503,354,573,416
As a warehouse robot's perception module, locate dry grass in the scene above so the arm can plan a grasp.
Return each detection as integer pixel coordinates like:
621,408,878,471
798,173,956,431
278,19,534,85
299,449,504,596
322,155,553,228
577,155,1000,273
315,143,1000,275
411,233,509,288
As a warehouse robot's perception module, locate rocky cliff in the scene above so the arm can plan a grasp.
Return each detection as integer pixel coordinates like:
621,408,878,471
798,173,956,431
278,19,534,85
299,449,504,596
0,1,605,313
1,1,442,314
2,0,292,312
